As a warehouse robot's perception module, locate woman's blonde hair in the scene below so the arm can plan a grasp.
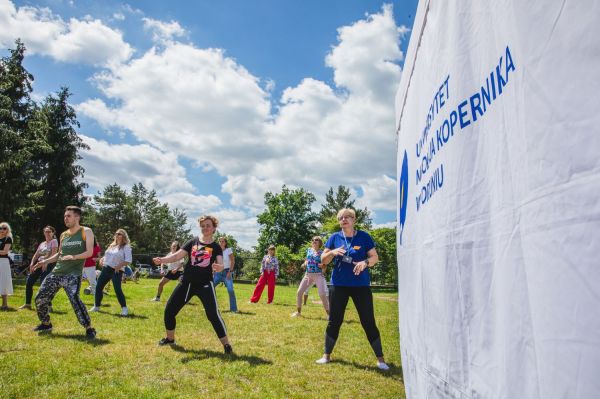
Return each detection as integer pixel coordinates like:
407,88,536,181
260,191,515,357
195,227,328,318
311,236,323,249
109,228,130,249
0,222,13,239
336,208,356,220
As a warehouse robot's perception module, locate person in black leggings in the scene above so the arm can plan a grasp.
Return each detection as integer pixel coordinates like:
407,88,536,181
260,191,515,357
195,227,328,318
315,208,389,370
153,215,232,354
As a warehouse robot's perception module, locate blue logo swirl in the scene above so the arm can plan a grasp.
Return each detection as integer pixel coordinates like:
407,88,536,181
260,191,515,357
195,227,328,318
399,150,409,245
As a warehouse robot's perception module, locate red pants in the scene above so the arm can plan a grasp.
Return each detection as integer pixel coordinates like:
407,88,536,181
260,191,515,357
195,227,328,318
250,271,276,303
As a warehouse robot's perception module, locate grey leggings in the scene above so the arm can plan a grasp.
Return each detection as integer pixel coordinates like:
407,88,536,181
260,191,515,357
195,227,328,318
35,273,91,328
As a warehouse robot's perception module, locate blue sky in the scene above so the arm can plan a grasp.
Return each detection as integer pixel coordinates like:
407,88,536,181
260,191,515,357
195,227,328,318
2,0,418,248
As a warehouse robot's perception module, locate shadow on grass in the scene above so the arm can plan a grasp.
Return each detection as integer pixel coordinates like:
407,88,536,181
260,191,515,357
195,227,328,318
330,358,404,380
97,311,149,320
223,310,255,316
170,345,272,366
39,332,111,346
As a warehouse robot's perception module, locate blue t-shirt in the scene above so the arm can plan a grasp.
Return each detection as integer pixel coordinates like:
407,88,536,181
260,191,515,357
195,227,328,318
325,230,375,287
305,248,323,273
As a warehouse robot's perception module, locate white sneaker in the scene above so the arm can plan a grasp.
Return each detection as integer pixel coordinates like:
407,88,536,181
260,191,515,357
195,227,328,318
89,306,100,312
290,311,301,318
120,307,129,316
151,297,160,302
377,361,390,371
315,356,330,364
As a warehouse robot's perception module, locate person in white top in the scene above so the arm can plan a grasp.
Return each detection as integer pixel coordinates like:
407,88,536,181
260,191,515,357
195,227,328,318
213,237,238,312
90,229,132,316
20,226,59,310
151,241,184,302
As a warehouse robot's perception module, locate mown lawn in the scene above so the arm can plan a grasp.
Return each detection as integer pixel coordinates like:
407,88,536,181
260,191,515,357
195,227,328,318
0,277,404,399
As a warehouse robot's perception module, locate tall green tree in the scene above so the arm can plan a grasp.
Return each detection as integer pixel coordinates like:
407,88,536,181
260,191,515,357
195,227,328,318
318,185,372,230
369,227,397,285
256,185,318,253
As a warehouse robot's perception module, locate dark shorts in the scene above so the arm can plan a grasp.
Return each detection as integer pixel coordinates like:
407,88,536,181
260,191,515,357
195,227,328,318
164,271,183,280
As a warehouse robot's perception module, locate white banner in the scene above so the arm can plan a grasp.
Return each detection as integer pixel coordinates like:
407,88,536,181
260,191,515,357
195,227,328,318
395,1,600,398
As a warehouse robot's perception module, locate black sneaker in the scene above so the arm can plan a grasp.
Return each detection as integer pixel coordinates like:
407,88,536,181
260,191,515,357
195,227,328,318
86,327,97,339
224,344,233,354
33,323,53,332
158,337,176,346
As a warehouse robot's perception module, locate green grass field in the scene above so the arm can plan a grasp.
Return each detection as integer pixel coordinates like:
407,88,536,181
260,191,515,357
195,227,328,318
0,277,405,399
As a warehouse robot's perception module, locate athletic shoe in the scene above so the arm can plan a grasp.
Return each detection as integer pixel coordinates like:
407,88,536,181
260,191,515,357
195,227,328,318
33,323,53,332
224,344,233,355
158,337,176,346
89,306,100,312
120,307,129,316
377,361,390,371
18,304,32,310
86,328,97,339
315,356,330,364
290,311,301,317
151,297,160,302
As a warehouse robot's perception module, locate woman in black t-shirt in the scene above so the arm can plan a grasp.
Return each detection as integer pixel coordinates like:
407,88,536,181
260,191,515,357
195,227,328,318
152,215,232,354
0,222,14,310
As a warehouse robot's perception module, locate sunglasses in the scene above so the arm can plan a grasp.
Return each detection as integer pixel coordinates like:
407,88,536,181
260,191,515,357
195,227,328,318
0,227,7,230
115,232,124,236
312,239,321,243
337,215,354,221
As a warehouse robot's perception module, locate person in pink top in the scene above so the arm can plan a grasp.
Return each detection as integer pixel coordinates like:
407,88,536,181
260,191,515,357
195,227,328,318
249,245,279,304
83,238,101,295
19,226,58,310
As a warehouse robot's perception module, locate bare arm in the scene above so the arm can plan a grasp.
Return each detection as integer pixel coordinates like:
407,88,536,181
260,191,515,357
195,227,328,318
321,246,346,265
153,249,187,265
29,247,42,268
352,248,379,275
213,255,224,272
0,243,11,256
227,252,235,275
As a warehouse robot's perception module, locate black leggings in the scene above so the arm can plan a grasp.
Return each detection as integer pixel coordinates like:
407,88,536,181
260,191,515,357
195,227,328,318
324,285,383,357
25,263,54,305
164,280,227,338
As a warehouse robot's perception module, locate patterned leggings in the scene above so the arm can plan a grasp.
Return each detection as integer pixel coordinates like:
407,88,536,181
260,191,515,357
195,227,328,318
35,273,91,328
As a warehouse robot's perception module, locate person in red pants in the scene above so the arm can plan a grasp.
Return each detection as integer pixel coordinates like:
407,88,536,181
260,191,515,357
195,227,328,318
249,245,279,304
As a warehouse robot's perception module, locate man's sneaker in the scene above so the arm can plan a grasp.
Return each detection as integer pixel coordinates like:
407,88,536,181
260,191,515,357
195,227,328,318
33,323,53,332
120,307,129,316
224,344,233,354
377,361,390,371
18,304,32,310
151,297,160,302
89,306,100,312
315,356,331,364
158,337,176,346
290,311,301,317
86,327,97,339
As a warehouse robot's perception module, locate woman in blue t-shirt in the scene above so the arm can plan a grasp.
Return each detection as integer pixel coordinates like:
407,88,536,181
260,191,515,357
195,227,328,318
315,208,390,371
291,236,329,317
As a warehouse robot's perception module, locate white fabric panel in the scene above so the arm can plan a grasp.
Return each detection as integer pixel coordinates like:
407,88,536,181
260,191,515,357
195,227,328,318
395,1,600,398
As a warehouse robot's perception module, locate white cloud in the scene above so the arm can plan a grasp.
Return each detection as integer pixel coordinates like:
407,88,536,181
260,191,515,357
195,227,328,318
0,0,132,66
75,5,408,246
143,17,186,43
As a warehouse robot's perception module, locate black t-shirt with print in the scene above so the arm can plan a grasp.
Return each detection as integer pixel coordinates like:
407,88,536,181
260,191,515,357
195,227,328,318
181,237,222,284
0,236,12,258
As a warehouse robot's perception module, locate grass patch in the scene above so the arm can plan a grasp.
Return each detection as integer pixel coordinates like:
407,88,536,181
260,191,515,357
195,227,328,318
1,277,404,398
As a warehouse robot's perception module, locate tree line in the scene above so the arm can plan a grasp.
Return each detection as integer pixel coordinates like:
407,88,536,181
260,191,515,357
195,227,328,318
1,41,397,285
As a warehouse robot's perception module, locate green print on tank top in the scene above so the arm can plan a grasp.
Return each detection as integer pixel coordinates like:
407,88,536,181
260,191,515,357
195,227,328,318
53,228,87,276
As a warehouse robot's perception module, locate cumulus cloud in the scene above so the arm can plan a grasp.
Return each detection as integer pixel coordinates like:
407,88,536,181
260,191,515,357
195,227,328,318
143,17,186,43
0,0,132,65
72,4,407,245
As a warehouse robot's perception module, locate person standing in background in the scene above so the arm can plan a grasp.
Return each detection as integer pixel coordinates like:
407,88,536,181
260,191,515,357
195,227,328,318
83,238,101,295
90,229,132,316
0,222,14,310
249,245,279,304
151,241,184,302
20,226,58,310
213,237,238,312
291,236,329,317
